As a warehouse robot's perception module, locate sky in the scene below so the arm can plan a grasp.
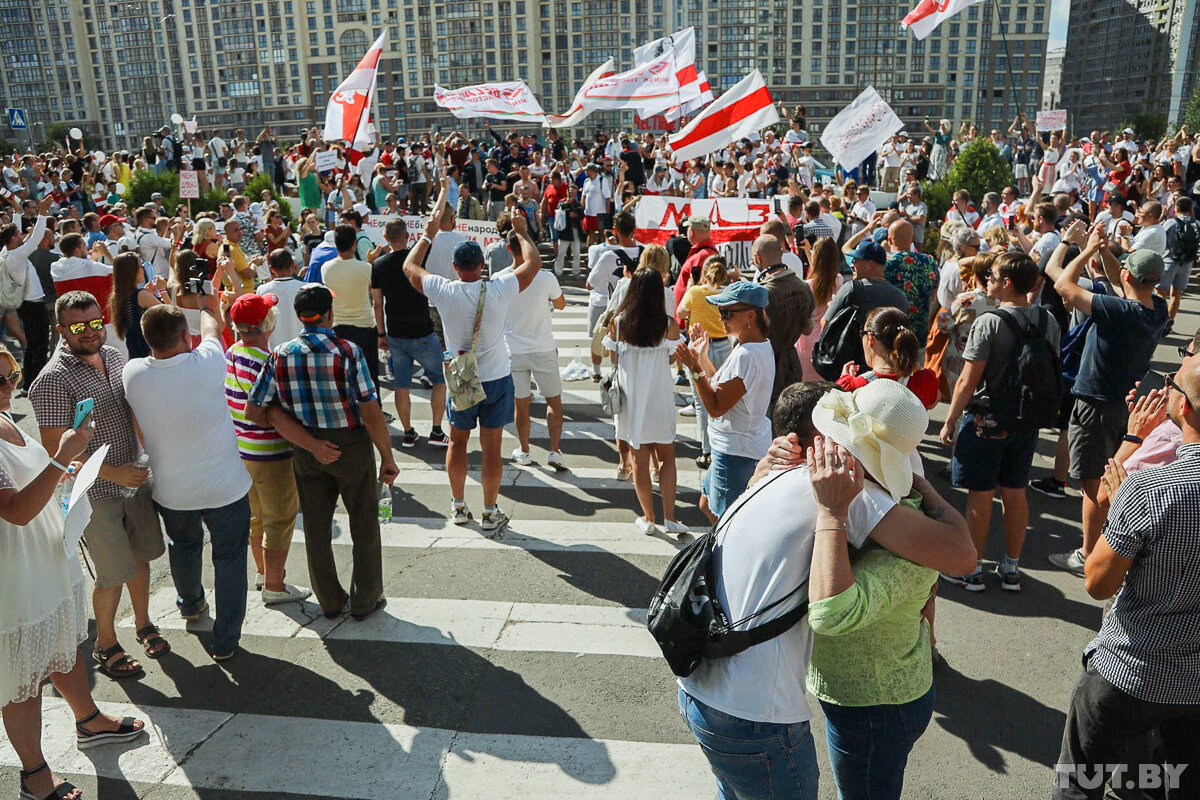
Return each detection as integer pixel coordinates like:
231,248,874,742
1049,0,1068,49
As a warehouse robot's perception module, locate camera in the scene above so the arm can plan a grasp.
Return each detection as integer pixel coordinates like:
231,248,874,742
184,276,214,295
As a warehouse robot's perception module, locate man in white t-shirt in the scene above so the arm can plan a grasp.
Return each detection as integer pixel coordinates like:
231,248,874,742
880,134,904,191
122,298,251,661
257,248,305,350
580,164,609,246
497,235,567,470
587,213,641,379
848,185,877,236
1122,200,1167,256
976,192,1005,236
208,134,228,188
403,181,543,532
1015,201,1060,263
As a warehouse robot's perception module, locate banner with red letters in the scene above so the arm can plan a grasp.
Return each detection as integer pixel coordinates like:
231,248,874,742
634,195,781,272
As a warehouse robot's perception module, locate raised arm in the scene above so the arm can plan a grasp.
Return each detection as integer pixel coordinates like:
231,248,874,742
509,210,541,291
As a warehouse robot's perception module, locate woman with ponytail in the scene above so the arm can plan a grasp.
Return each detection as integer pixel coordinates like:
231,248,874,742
836,306,939,411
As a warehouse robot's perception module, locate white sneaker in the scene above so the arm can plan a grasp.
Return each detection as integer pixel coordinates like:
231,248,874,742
262,584,312,606
511,448,532,466
635,516,659,536
547,450,567,471
663,520,690,535
481,507,510,532
450,502,473,526
679,404,696,417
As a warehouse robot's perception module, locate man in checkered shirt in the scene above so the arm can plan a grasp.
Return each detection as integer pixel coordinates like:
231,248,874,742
1053,355,1200,799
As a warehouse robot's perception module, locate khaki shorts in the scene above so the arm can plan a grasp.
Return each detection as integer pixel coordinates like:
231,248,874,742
83,486,165,589
510,350,562,399
246,456,299,551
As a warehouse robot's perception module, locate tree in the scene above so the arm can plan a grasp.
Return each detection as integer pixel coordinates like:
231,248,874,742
1119,111,1166,142
41,122,73,150
1184,84,1200,134
920,137,1011,247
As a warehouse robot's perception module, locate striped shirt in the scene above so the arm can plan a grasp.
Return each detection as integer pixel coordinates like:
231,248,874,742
1087,442,1200,703
248,327,377,430
225,343,290,461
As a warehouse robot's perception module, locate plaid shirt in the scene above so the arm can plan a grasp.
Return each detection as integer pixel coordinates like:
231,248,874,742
249,327,377,430
29,344,143,501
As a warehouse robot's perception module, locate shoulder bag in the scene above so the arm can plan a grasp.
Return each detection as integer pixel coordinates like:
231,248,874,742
444,281,488,411
599,316,625,417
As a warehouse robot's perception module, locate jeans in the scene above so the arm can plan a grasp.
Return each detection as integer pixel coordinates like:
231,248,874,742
17,300,50,386
554,237,582,275
820,686,935,800
693,336,733,455
702,451,759,518
678,688,819,800
156,495,251,655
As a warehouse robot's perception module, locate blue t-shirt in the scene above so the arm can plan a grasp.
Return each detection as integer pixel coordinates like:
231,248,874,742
1072,293,1169,404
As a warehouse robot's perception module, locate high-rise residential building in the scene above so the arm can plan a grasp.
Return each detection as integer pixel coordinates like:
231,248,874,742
1062,0,1200,134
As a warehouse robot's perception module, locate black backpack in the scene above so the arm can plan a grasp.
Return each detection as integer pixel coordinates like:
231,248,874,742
811,280,866,381
647,471,809,678
1170,216,1200,263
979,306,1063,432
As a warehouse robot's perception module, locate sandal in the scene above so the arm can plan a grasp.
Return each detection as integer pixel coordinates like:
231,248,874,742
135,625,171,659
18,762,80,800
92,643,144,681
75,709,145,750
695,453,711,469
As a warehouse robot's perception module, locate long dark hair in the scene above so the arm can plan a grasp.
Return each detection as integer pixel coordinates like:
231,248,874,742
616,269,668,348
110,253,142,339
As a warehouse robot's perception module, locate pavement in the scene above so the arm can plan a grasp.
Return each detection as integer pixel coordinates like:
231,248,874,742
2,275,1195,799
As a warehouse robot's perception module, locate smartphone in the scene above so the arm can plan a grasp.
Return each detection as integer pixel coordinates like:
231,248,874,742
1133,370,1166,403
72,397,94,429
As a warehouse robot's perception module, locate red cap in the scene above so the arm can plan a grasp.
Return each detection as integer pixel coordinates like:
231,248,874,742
230,293,278,326
98,213,120,229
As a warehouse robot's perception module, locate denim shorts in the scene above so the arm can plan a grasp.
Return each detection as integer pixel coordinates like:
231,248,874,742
447,375,515,431
702,450,759,518
1158,259,1193,293
678,688,819,800
950,414,1039,491
387,332,445,387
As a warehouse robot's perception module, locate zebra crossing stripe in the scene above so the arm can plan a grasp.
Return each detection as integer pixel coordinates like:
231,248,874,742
368,464,705,490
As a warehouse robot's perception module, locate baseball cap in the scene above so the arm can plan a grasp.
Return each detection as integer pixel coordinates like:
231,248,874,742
704,280,769,309
452,240,484,269
1123,127,1135,135
850,240,888,265
98,213,120,229
294,284,335,323
685,214,711,231
1120,249,1164,282
150,192,163,200
230,292,278,327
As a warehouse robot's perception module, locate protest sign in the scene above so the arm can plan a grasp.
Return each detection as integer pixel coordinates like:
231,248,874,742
178,170,199,199
820,86,903,170
433,81,546,122
314,149,343,173
1036,109,1068,132
634,195,778,272
362,214,504,253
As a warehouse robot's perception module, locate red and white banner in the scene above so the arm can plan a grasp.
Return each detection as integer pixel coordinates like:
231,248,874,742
668,70,779,163
902,0,984,40
634,195,779,272
634,28,700,104
178,170,200,199
433,80,546,122
579,52,682,116
545,59,616,129
323,31,386,148
361,214,502,252
819,85,904,170
665,71,713,123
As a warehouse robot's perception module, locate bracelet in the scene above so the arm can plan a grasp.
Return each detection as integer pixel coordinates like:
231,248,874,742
1122,434,1144,445
48,458,71,473
690,370,707,381
418,235,432,246
815,526,847,534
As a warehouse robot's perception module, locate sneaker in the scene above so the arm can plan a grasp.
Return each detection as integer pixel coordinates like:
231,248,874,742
635,516,658,536
1048,548,1087,577
592,372,601,383
1162,317,1175,338
1029,477,1068,499
481,507,510,532
427,427,449,447
262,583,313,605
450,502,473,526
679,404,696,417
254,572,265,591
996,566,1022,592
939,571,986,592
547,450,568,471
401,428,419,448
663,519,690,535
511,448,533,466
180,600,210,621
418,375,434,389
675,373,689,386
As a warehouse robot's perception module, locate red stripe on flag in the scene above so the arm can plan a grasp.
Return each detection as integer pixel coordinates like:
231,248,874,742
671,86,773,150
676,63,698,85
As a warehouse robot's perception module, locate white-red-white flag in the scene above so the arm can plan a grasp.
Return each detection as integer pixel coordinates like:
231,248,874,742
634,28,700,103
902,0,984,40
579,52,682,117
323,31,386,148
667,70,779,163
433,81,546,122
667,70,713,121
544,59,616,129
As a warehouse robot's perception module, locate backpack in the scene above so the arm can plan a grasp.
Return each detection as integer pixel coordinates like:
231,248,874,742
647,471,809,678
1058,281,1108,386
977,306,1063,433
1170,216,1199,263
0,250,25,311
812,280,867,381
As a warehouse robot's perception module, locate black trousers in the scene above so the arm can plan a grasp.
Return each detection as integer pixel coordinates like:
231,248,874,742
17,300,49,387
1054,659,1200,799
334,324,379,387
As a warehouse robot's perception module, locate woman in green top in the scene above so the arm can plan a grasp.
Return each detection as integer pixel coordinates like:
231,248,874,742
807,381,954,800
297,152,322,211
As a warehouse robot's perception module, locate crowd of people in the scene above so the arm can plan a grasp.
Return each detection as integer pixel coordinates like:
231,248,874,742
0,107,1197,800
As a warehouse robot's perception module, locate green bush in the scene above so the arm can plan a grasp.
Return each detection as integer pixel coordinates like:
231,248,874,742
190,187,231,216
919,138,1011,246
123,170,179,209
245,173,294,224
919,180,953,236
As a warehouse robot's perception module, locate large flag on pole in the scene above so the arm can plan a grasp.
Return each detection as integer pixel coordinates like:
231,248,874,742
433,81,546,122
545,59,616,128
579,52,682,117
665,70,713,121
902,0,984,40
667,70,779,163
634,27,700,103
820,86,904,169
323,31,386,148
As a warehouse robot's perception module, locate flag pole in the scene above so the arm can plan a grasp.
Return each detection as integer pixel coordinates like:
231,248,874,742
990,0,1024,126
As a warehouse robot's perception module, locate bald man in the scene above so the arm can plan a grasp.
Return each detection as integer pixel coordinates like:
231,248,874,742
759,218,805,277
883,218,939,342
751,234,815,411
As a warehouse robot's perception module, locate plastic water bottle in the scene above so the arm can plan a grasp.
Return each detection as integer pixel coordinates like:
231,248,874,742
377,484,392,524
59,472,74,518
121,453,150,498
442,350,454,363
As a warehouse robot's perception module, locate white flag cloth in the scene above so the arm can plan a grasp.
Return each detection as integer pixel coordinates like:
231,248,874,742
578,52,682,117
902,0,984,40
545,59,616,129
323,31,386,148
433,80,546,122
634,27,700,103
819,86,904,170
667,70,778,163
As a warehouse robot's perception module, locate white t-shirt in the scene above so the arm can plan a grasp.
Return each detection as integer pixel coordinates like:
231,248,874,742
1132,223,1167,255
258,276,305,350
423,271,520,382
425,230,470,281
1029,229,1061,263
498,267,562,355
706,341,775,459
122,338,252,511
937,259,963,311
581,176,608,216
588,245,639,307
679,467,898,723
781,250,806,277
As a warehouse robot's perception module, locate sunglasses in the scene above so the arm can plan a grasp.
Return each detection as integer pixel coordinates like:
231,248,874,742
1178,345,1195,359
0,369,22,387
718,306,753,320
65,318,105,335
1165,373,1196,407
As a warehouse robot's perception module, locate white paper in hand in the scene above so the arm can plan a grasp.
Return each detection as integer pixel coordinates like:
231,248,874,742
63,443,108,560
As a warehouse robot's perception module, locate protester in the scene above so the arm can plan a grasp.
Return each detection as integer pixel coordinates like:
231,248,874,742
751,234,815,411
258,248,305,349
3,196,53,387
321,224,378,383
676,255,732,468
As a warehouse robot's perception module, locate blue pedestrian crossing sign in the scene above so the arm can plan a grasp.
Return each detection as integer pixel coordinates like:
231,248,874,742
6,108,27,130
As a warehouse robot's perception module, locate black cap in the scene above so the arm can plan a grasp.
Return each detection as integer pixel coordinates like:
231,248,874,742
294,283,334,323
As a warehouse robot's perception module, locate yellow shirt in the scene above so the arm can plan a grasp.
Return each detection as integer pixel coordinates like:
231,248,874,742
226,242,255,295
680,284,726,338
321,256,375,327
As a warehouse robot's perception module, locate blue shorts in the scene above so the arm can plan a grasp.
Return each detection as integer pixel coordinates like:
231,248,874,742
1158,260,1193,293
447,375,515,431
387,332,445,387
951,414,1039,491
702,451,759,518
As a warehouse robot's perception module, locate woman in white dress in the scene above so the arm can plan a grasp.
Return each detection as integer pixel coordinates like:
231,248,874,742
1038,132,1063,188
0,346,145,800
604,270,687,536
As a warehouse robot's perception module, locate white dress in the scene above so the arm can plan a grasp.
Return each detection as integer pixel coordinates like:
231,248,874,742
0,415,88,706
603,329,684,449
